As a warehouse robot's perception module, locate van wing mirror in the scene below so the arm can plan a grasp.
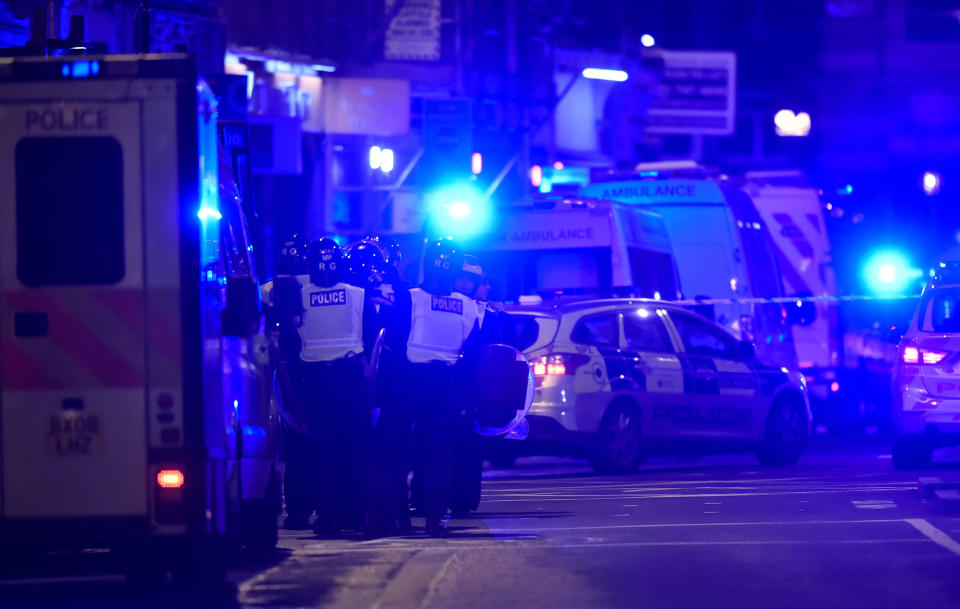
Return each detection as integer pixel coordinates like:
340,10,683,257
223,277,262,337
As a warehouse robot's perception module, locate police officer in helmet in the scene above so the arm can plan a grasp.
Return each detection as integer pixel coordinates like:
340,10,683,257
262,233,312,529
299,238,381,537
377,238,480,536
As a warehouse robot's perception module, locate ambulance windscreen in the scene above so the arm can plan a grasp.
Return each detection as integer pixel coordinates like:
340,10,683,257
15,137,125,286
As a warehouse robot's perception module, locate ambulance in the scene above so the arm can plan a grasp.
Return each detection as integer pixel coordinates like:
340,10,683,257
741,171,842,420
460,193,683,303
0,53,278,580
582,163,797,370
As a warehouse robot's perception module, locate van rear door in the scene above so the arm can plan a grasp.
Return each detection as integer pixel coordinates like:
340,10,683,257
0,100,148,518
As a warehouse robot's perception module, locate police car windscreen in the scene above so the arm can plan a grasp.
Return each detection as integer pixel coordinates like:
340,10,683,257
921,288,960,333
483,247,612,300
15,137,125,286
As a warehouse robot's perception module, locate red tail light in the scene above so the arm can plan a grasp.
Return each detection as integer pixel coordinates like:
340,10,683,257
903,346,949,365
532,354,589,376
903,347,919,364
156,469,184,489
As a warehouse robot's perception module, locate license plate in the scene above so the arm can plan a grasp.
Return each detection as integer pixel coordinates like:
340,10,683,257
46,413,104,456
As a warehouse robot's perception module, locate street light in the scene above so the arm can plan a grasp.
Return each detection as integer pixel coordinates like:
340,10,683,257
640,34,656,47
581,68,628,82
774,109,811,137
923,171,942,196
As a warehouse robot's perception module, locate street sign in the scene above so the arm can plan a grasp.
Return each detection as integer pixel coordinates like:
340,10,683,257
423,98,472,181
384,0,442,61
645,50,737,136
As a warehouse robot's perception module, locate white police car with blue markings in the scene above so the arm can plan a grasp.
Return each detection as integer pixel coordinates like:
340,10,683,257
505,298,810,473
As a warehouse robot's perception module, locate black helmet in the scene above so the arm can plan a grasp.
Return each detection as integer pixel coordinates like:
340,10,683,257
455,254,483,298
344,241,386,289
307,238,342,287
422,238,463,295
366,235,403,267
277,233,309,276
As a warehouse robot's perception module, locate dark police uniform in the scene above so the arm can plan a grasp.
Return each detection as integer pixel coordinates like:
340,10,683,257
377,241,479,535
299,239,380,536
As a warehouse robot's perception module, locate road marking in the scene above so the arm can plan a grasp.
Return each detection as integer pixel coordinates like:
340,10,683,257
487,518,905,533
371,550,457,609
483,487,915,503
623,504,639,507
419,552,458,609
703,511,720,514
852,500,897,510
705,502,722,505
904,518,960,557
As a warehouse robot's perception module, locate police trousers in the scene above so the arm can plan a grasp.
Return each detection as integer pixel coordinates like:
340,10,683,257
377,360,457,522
301,356,373,531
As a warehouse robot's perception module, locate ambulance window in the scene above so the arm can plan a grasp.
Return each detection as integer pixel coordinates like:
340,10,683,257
670,312,740,359
572,313,619,347
623,310,672,352
628,248,680,298
15,137,125,286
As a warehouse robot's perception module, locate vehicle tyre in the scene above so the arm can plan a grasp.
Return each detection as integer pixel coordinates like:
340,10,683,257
242,471,281,552
485,441,518,469
892,436,932,470
756,394,808,466
590,400,645,474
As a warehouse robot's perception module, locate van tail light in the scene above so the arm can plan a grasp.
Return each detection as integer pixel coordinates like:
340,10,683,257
903,346,949,365
532,353,590,376
156,469,184,489
154,467,186,525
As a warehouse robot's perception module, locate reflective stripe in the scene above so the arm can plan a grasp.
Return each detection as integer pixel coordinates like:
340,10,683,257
407,288,477,364
298,282,364,362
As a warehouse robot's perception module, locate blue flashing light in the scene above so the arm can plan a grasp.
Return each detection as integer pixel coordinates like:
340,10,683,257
61,64,70,77
91,60,100,76
862,249,923,295
425,182,491,240
72,61,90,78
198,207,222,221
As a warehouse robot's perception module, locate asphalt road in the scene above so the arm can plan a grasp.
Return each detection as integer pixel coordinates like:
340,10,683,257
4,436,960,609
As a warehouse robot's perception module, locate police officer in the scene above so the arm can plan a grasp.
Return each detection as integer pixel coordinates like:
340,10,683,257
345,240,390,311
299,238,380,537
262,234,313,529
377,238,480,536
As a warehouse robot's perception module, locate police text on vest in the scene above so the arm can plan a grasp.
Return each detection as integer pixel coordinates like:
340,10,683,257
310,289,347,306
431,296,463,314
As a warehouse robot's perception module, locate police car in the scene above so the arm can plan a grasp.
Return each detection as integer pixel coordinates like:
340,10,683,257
505,298,810,473
890,265,960,468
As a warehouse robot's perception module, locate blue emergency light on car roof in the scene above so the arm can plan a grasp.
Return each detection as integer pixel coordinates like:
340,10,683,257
61,60,100,79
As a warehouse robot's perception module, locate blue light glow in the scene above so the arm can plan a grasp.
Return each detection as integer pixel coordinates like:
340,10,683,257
425,182,491,240
862,249,923,295
91,61,100,76
198,207,222,221
72,61,90,78
61,64,69,77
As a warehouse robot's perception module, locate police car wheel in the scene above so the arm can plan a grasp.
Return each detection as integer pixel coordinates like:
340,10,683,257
756,395,808,467
591,401,646,474
892,436,933,470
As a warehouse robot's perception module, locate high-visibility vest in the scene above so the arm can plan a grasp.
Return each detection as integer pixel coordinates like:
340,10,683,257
298,281,365,362
407,288,478,364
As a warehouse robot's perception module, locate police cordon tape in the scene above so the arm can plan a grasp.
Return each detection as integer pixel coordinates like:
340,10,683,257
667,294,920,306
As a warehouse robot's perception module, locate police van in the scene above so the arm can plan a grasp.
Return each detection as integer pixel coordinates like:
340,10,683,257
463,194,682,302
0,54,278,578
582,163,796,370
506,299,810,472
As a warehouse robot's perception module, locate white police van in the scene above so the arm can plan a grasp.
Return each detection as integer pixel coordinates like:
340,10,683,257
506,299,809,473
0,54,278,580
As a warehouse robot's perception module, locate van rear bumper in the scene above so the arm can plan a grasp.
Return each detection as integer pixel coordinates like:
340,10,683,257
0,516,154,548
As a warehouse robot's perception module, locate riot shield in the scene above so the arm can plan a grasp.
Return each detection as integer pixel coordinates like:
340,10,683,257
468,344,534,437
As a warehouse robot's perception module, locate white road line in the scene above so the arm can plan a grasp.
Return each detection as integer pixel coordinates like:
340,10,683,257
486,518,905,533
419,552,458,609
904,518,960,557
0,574,124,587
703,511,720,514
